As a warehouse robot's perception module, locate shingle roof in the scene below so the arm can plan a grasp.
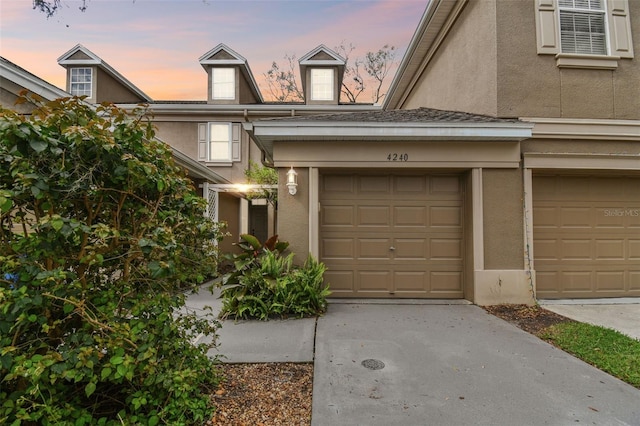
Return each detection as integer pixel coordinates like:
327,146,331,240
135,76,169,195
262,107,522,124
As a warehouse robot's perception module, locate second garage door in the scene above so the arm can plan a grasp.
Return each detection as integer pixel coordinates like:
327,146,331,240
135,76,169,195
320,172,464,298
533,175,640,299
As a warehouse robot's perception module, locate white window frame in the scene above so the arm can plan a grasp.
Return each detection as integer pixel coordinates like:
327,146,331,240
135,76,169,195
208,123,231,162
70,67,92,97
310,68,334,101
558,0,608,55
198,122,241,164
212,68,235,100
534,0,634,69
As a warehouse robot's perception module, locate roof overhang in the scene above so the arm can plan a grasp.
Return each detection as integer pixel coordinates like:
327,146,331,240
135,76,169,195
169,145,229,183
384,0,468,110
1,57,69,101
245,119,533,164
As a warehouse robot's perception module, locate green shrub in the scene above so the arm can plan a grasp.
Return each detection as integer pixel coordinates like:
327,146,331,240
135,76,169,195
0,96,223,425
219,234,330,320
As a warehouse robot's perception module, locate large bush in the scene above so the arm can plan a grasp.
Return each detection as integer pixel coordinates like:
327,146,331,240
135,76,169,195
220,235,330,320
0,96,223,425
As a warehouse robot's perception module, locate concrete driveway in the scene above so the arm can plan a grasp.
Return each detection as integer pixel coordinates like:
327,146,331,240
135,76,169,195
312,303,640,426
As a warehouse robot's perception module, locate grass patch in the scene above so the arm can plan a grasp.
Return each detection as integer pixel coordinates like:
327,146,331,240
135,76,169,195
540,322,640,388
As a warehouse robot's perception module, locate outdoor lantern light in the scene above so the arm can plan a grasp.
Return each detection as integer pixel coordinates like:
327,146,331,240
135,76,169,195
286,166,298,195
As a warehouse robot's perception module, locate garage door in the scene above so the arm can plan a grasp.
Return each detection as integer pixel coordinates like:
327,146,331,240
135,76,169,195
533,175,640,299
320,173,464,298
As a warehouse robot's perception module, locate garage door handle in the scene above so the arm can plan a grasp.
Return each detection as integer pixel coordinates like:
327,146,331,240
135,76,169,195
389,246,396,251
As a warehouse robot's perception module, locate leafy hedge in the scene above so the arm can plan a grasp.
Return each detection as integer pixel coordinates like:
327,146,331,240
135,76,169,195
0,96,223,425
219,235,330,320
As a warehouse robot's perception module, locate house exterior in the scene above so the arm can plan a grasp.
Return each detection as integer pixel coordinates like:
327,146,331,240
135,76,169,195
53,43,376,254
4,0,637,304
0,55,233,244
247,0,640,305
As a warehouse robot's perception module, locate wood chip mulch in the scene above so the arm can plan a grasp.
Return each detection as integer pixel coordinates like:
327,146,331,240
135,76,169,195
208,363,313,426
483,304,576,336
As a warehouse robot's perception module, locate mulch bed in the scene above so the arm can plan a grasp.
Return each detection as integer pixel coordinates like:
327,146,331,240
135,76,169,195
483,304,576,335
208,363,313,426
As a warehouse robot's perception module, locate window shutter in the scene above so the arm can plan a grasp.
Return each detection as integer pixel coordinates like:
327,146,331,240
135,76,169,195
198,123,207,161
231,123,241,162
607,0,634,58
535,0,560,54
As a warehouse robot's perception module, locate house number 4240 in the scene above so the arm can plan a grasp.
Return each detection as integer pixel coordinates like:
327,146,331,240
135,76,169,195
387,153,408,161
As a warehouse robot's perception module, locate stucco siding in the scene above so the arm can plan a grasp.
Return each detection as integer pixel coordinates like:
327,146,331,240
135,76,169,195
95,68,144,104
496,0,640,120
403,0,498,116
522,139,640,156
153,121,199,158
482,168,524,270
153,120,255,183
276,167,310,265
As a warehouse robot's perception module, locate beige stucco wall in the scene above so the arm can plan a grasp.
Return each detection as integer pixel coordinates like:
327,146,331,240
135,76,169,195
522,139,640,156
153,119,255,183
482,168,524,270
276,167,310,265
403,0,498,115
95,68,145,104
495,0,640,120
401,0,639,120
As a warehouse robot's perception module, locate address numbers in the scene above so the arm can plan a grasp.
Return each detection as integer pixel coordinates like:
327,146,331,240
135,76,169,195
387,153,408,162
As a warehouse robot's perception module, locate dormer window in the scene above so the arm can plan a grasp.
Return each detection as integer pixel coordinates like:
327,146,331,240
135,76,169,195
212,68,235,100
310,68,334,101
70,67,92,97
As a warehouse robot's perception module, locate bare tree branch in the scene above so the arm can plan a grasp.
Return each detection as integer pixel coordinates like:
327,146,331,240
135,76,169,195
263,54,304,102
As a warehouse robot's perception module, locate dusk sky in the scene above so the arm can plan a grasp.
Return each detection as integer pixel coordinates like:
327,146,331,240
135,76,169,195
1,0,427,101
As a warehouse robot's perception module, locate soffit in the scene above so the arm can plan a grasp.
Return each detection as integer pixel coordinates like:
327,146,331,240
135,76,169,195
1,56,69,100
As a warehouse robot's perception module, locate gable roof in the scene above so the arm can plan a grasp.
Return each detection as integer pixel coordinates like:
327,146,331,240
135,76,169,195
57,44,152,102
384,0,467,110
1,56,69,100
244,107,533,163
198,43,263,103
299,44,346,90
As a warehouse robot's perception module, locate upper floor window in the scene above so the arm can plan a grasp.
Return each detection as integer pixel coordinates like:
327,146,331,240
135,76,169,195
208,123,231,161
310,68,333,101
535,0,634,68
70,67,92,97
197,122,241,164
212,68,235,100
559,0,606,55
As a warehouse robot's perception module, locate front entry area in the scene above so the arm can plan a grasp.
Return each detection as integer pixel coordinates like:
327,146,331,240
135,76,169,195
319,172,464,298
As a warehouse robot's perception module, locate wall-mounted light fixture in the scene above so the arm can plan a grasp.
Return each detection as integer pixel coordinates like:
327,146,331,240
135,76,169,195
286,166,298,195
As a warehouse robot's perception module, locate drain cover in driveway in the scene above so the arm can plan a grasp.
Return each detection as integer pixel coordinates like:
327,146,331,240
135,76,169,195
361,359,385,370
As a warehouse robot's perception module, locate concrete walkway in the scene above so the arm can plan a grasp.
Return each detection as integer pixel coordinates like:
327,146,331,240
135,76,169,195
184,287,640,425
540,298,640,341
